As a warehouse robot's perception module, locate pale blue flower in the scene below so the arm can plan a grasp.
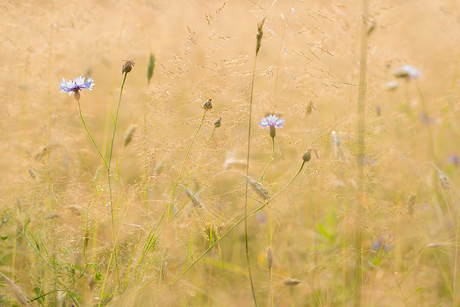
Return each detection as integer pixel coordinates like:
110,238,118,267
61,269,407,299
259,114,285,129
394,65,421,80
59,76,94,95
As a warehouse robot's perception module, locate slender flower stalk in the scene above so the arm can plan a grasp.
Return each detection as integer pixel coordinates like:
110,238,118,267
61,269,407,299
244,17,266,307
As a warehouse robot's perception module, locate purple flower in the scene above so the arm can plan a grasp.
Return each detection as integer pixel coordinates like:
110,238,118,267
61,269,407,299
449,154,460,165
372,233,393,252
394,65,421,80
259,114,285,129
59,76,94,95
259,114,285,138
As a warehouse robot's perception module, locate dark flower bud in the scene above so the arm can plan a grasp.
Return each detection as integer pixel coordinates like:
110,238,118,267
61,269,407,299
122,60,135,74
203,99,212,110
214,117,222,128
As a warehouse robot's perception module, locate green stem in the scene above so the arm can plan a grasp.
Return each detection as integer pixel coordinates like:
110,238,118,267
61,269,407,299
98,72,128,303
245,46,259,307
260,137,275,182
77,101,108,170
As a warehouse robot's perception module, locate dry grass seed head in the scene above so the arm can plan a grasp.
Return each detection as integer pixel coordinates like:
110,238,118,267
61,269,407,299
183,188,203,208
0,272,31,307
246,176,270,202
283,278,302,287
266,246,273,270
407,193,416,215
124,124,136,147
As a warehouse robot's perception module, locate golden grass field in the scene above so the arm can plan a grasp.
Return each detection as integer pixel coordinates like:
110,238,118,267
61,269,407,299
2,0,460,306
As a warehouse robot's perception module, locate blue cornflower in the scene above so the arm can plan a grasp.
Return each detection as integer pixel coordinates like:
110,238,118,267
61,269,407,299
59,76,94,100
394,65,421,80
259,114,285,138
259,114,285,129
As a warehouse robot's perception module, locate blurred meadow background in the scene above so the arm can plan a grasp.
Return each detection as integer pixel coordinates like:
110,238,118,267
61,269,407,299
2,0,460,306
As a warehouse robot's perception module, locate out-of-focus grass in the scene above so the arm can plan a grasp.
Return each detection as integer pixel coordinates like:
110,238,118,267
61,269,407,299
1,0,460,306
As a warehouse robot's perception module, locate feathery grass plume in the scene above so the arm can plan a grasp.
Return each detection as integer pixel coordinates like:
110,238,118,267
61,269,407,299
183,188,203,208
283,278,302,287
407,193,416,215
147,52,156,84
28,169,36,179
255,16,266,56
0,272,31,307
122,59,135,74
124,124,136,147
266,246,273,271
223,158,247,170
246,176,270,202
438,169,450,190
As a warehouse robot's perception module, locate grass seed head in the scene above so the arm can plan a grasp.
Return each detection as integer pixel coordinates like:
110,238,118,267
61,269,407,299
0,272,30,307
407,193,416,215
184,188,203,208
266,246,273,270
283,278,302,287
256,16,266,55
438,169,450,190
124,124,136,147
246,176,270,202
147,52,156,84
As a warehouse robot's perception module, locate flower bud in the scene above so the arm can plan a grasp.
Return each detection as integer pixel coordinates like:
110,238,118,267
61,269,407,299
73,90,81,102
214,117,222,128
203,99,212,110
302,149,311,162
122,60,135,74
269,125,276,138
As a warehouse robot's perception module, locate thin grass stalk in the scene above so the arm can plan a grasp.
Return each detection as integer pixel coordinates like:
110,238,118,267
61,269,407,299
261,137,275,306
96,72,129,302
355,1,369,305
244,17,266,307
